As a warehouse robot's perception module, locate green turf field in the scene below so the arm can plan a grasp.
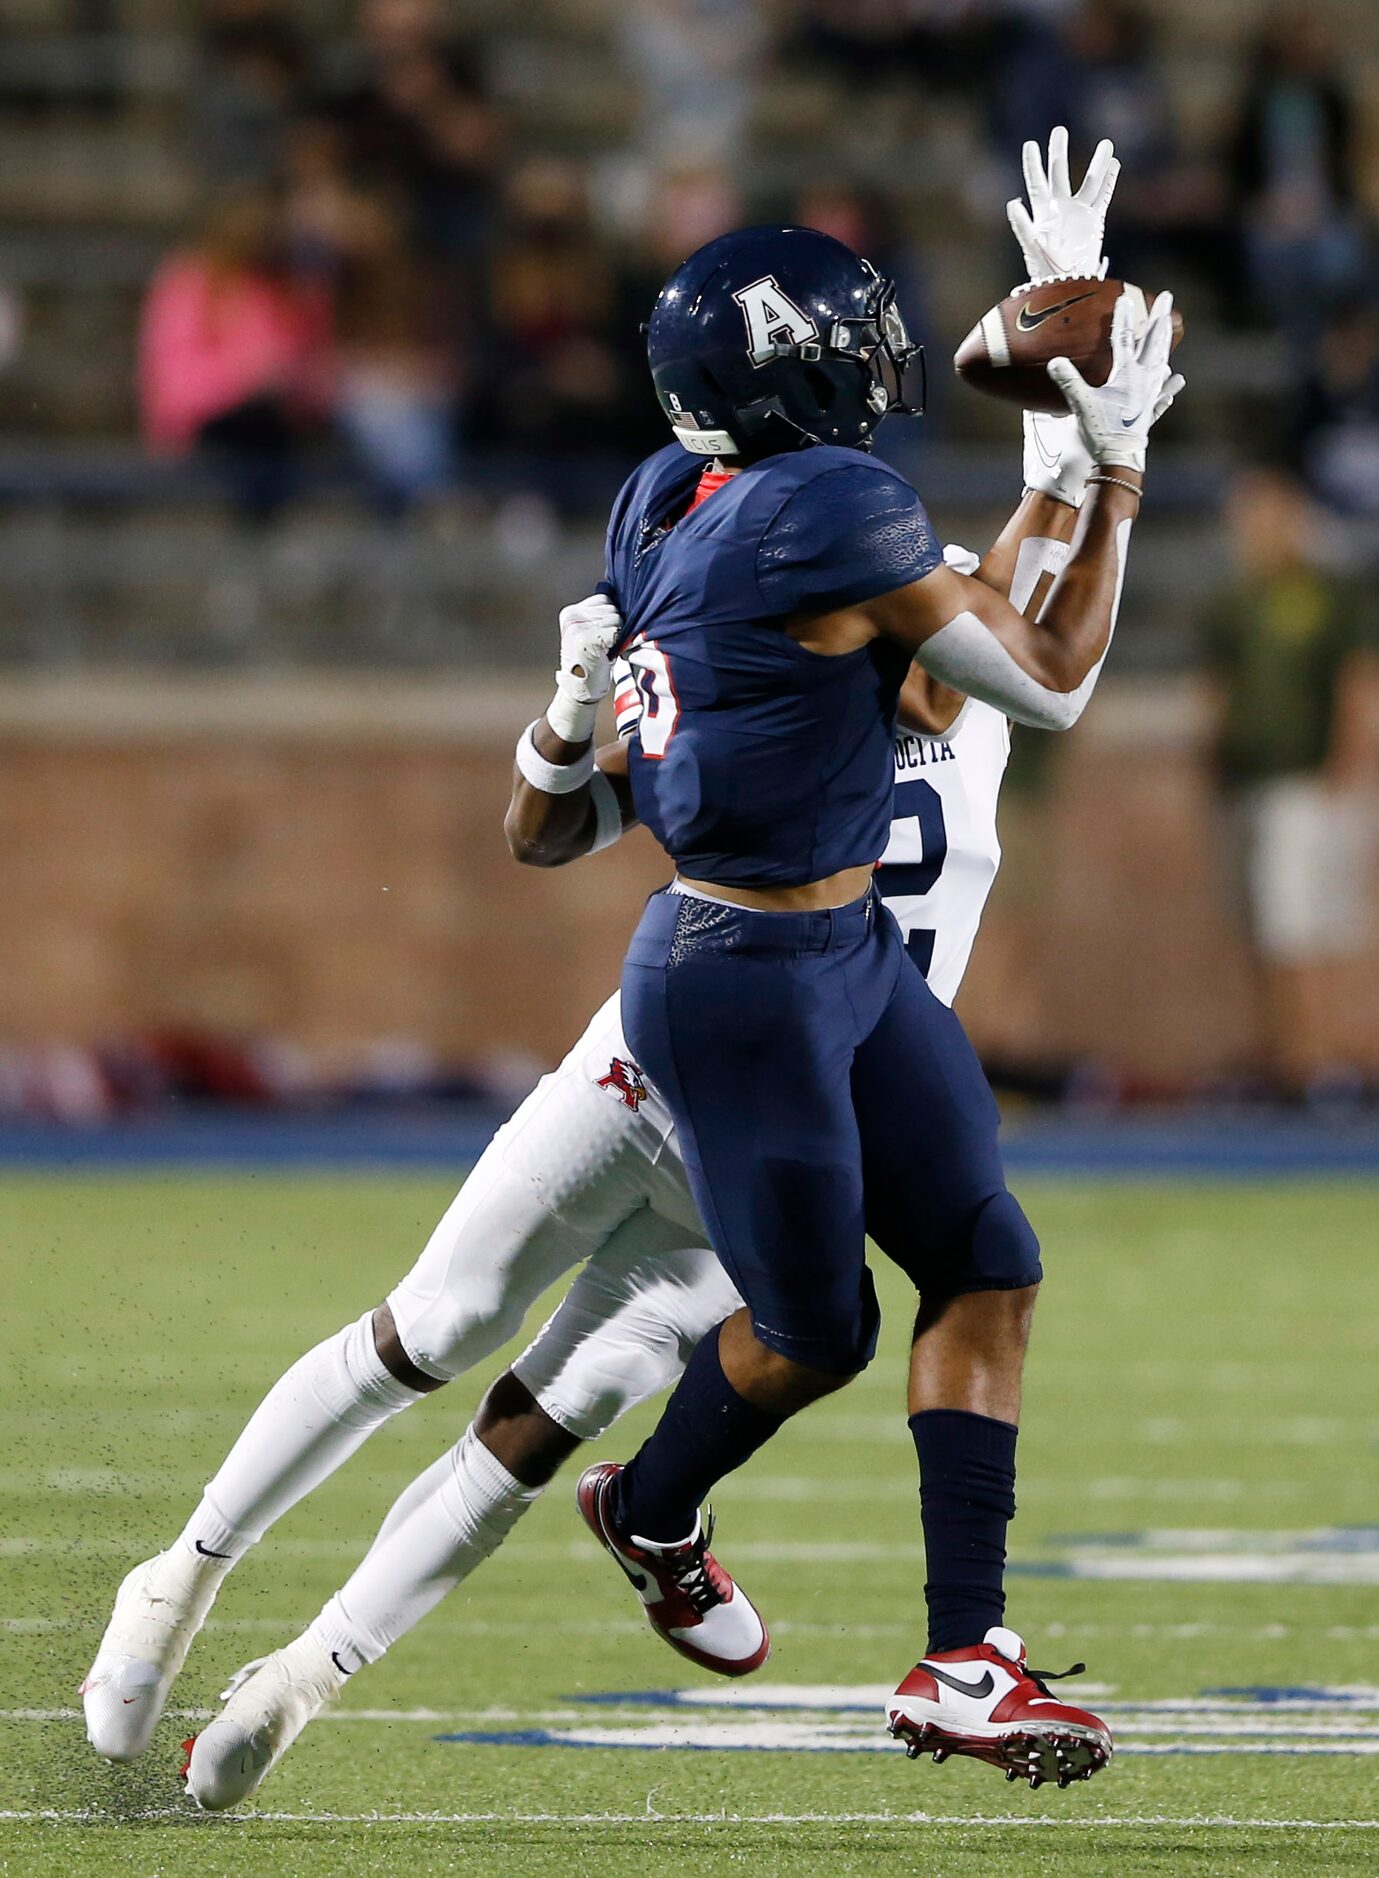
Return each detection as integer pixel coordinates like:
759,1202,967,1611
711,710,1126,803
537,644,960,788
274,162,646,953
1,1172,1376,1875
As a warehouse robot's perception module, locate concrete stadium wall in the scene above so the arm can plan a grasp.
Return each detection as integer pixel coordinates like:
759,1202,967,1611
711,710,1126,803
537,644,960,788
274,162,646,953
1,673,1376,1080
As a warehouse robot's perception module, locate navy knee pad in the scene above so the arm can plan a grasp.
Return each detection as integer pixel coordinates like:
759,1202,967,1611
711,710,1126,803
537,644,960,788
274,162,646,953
751,1264,881,1377
964,1188,1043,1293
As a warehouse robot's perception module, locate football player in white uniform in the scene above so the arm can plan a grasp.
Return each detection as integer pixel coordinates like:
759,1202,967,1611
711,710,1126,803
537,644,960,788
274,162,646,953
81,640,1010,1804
81,130,1116,1807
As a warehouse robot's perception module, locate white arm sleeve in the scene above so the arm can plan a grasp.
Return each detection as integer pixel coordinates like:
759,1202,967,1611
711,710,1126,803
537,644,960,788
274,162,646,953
915,519,1130,731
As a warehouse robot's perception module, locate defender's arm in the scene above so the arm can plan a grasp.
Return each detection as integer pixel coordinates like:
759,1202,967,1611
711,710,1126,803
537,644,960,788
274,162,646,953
505,732,637,868
505,593,639,868
974,488,1079,610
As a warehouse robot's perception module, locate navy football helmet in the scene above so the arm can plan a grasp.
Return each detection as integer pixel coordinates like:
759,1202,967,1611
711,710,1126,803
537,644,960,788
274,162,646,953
646,224,925,459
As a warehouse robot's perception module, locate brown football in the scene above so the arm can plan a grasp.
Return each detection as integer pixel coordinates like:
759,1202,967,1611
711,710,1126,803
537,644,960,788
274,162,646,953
953,277,1183,414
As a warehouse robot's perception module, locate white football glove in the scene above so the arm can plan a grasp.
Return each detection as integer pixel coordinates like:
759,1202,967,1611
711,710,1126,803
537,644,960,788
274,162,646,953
547,592,622,741
1007,125,1118,286
1011,127,1119,507
1048,289,1184,474
1022,408,1095,508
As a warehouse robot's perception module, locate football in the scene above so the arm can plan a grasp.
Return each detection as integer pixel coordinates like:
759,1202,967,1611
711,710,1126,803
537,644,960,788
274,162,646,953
953,277,1183,414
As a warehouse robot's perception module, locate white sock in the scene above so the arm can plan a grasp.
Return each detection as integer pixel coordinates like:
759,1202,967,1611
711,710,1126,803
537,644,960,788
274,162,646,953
179,1312,423,1563
308,1426,542,1672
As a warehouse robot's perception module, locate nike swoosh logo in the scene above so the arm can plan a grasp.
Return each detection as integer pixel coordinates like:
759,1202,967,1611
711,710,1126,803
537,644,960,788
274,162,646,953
330,1652,354,1678
1029,415,1061,470
1120,408,1145,429
195,1540,230,1559
924,1663,996,1699
1015,290,1098,333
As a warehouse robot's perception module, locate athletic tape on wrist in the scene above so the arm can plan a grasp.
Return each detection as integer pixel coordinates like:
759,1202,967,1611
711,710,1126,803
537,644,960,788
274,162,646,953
1010,536,1070,615
545,683,600,744
515,721,595,794
587,769,623,853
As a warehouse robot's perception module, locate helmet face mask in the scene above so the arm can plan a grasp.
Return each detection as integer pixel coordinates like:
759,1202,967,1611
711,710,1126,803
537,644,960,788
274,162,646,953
646,226,926,460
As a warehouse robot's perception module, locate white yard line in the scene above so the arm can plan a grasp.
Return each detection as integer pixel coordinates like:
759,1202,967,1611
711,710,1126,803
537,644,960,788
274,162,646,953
9,1532,1379,1583
1,1808,1378,1829
15,1615,1379,1640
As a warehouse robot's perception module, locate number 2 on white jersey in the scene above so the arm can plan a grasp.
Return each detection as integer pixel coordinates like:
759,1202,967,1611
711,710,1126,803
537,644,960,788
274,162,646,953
625,637,681,759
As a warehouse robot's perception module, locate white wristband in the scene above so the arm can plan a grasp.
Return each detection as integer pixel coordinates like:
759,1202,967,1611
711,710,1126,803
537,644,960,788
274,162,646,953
588,769,624,853
515,721,594,794
545,683,600,744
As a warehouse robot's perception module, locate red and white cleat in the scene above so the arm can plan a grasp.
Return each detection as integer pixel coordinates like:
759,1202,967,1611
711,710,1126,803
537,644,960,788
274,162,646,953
886,1625,1113,1789
576,1462,769,1677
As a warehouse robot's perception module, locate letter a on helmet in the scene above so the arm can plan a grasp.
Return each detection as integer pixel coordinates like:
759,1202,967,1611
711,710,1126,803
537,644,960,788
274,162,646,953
732,276,819,365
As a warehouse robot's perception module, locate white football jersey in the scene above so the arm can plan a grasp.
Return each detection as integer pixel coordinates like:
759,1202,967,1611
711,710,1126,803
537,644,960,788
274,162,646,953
878,699,1010,1006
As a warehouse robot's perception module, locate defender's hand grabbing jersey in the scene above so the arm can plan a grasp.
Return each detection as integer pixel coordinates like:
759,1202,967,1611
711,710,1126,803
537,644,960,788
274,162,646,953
607,442,941,885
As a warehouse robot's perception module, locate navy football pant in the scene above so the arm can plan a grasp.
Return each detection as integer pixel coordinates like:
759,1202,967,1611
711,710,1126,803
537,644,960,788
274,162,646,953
621,885,1041,1376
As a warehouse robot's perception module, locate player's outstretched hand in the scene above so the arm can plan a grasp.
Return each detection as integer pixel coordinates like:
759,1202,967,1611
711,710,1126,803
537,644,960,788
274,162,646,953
1010,127,1118,507
1007,125,1119,287
1048,290,1184,474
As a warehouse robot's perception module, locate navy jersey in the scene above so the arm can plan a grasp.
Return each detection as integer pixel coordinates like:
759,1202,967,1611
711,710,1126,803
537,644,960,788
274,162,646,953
605,443,941,888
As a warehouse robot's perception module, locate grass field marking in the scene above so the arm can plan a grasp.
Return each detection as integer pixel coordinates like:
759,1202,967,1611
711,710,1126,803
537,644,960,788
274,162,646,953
440,1722,1379,1756
3,1808,1379,1829
0,1466,1323,1503
0,1614,650,1637
12,1520,1379,1583
0,1706,600,1725
13,1616,1377,1640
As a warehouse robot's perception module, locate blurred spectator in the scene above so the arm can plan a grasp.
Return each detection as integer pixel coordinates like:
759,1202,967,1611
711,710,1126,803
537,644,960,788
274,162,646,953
1055,3,1231,308
1199,467,1378,1090
331,194,460,514
0,281,22,377
1226,7,1371,353
784,1,920,93
613,162,746,331
138,189,333,523
471,160,659,506
1295,301,1379,515
194,0,308,185
607,163,748,461
621,0,763,164
330,0,503,262
283,119,459,514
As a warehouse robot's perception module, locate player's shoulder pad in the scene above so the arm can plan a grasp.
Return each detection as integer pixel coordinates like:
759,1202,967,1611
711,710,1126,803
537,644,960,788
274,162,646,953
605,442,695,549
754,446,940,615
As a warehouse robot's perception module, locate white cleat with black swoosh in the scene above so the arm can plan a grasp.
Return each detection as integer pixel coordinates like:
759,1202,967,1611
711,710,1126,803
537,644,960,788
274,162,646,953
182,1632,348,1810
886,1625,1113,1788
81,1546,233,1763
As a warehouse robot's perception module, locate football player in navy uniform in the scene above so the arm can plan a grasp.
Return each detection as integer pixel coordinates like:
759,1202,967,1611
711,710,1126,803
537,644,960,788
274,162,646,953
513,137,1180,1785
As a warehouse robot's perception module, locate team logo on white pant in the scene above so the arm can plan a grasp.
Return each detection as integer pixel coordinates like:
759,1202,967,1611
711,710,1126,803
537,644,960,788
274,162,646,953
733,276,818,366
596,1057,648,1112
